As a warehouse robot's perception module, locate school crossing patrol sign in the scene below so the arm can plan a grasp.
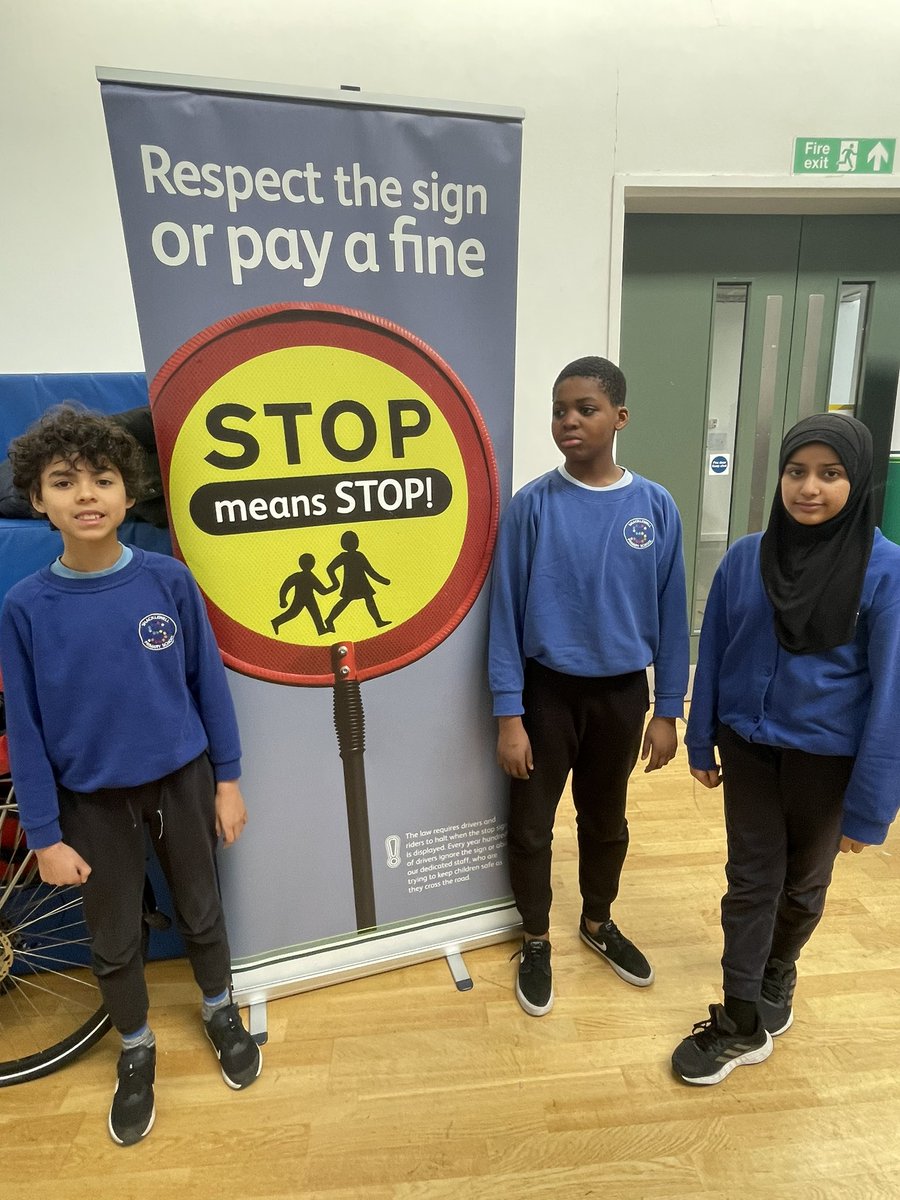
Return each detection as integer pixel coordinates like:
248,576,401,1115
99,69,522,976
151,302,499,685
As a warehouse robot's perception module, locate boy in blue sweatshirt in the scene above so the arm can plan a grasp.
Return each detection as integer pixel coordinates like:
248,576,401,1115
0,406,262,1144
489,356,689,1016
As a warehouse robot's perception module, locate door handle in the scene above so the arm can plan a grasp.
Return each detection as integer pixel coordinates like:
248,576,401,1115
798,293,825,420
747,295,783,532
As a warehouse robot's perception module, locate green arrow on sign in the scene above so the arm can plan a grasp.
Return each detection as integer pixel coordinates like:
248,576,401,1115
793,138,896,175
868,142,891,171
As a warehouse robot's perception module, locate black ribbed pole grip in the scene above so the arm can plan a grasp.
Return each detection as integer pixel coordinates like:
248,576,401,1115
331,644,376,931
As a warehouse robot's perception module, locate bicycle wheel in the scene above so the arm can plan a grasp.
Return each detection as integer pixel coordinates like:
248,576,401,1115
0,792,111,1086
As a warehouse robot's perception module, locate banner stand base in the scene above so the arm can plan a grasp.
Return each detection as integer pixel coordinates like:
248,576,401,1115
248,1001,269,1046
231,903,521,1009
445,951,473,991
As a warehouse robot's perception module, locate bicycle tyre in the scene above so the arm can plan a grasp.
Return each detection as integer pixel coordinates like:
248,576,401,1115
0,1007,111,1087
0,793,112,1086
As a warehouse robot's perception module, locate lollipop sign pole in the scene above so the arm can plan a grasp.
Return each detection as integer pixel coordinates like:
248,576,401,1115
330,641,376,932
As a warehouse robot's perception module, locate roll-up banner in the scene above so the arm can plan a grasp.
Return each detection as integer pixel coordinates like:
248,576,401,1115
98,70,523,1017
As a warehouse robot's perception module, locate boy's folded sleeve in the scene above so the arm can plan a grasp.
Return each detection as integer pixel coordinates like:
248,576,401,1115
840,589,900,845
651,495,689,719
0,596,64,848
487,497,530,717
684,565,727,771
175,566,243,778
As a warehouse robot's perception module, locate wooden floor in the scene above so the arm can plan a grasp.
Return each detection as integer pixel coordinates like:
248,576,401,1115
5,733,900,1199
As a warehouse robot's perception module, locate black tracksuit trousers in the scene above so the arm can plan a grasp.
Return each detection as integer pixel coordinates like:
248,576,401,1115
507,660,649,936
58,752,232,1034
717,724,853,1002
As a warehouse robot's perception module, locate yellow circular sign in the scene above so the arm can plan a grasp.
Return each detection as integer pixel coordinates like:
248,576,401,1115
169,345,467,647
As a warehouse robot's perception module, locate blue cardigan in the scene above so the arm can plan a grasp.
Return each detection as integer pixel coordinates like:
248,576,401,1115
686,530,900,845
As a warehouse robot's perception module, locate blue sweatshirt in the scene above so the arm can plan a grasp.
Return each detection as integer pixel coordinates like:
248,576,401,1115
686,531,900,845
0,547,242,850
488,467,689,718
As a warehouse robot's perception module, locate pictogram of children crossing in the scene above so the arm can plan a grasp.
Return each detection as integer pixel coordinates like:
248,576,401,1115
271,531,391,637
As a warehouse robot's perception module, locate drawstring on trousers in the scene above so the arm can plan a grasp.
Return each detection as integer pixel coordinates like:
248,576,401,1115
124,798,163,840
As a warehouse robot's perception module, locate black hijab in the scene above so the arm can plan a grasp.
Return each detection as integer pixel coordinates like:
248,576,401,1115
759,412,875,654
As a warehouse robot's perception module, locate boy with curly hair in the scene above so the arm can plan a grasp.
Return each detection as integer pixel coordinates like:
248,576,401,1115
0,405,261,1145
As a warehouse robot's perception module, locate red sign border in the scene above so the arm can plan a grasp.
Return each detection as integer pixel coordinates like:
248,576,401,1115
150,302,500,685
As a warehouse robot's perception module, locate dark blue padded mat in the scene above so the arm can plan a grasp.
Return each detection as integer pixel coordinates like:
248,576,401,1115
0,373,149,459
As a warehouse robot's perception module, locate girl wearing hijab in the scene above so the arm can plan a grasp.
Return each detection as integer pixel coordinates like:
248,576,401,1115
671,412,900,1086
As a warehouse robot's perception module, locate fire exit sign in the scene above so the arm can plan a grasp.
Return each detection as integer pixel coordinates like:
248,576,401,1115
793,138,895,175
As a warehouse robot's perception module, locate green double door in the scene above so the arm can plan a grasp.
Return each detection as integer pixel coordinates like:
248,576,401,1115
619,213,900,646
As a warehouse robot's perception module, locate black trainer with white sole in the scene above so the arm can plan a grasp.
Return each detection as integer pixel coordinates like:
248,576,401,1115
204,1002,262,1089
579,916,654,986
671,1003,773,1085
108,1043,156,1146
514,938,554,1016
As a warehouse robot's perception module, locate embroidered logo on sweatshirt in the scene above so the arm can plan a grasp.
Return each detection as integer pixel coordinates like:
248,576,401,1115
623,518,654,549
139,612,178,650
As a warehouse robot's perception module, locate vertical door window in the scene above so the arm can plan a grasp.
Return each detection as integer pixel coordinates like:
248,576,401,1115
827,282,871,415
692,284,748,633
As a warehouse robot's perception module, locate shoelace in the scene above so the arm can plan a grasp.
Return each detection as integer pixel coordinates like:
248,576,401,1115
689,1014,727,1049
509,941,549,970
117,1054,153,1092
215,1009,243,1047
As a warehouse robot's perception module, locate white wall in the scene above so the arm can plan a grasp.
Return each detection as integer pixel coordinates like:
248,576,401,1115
3,0,900,485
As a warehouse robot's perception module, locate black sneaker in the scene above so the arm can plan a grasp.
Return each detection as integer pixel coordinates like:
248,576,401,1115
579,916,654,987
759,958,797,1036
204,1003,263,1089
513,938,553,1016
671,1003,773,1086
108,1043,156,1146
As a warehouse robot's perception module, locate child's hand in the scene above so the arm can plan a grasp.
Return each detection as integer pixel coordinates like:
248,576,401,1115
35,841,92,885
641,715,678,772
497,716,533,779
839,836,870,854
215,779,248,846
690,766,722,789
